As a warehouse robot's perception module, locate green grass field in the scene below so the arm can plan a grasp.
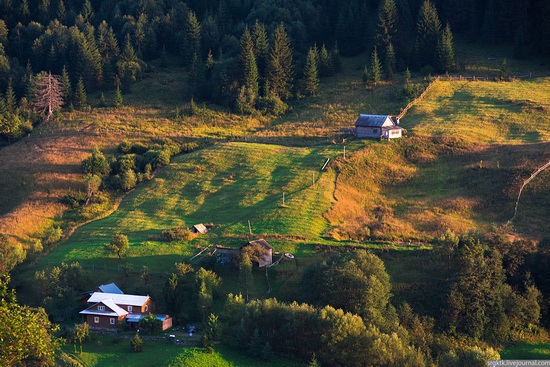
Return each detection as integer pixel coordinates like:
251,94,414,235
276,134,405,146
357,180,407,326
402,78,550,144
36,142,340,272
62,337,305,367
500,342,550,360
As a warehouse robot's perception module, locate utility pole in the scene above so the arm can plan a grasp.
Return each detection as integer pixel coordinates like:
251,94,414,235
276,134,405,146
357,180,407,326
248,220,252,235
343,145,346,159
312,172,315,185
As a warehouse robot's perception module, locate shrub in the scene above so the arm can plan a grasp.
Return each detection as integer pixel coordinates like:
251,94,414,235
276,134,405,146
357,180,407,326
161,228,193,242
63,189,87,208
120,170,137,191
131,333,143,352
181,142,199,153
43,226,63,246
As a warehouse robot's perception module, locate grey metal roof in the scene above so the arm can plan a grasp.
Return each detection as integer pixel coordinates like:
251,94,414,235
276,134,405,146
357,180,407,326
97,283,124,294
355,114,392,127
88,292,150,306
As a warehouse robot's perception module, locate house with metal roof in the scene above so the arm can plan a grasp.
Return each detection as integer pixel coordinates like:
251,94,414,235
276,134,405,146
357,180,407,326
80,292,172,330
191,223,208,234
355,114,404,139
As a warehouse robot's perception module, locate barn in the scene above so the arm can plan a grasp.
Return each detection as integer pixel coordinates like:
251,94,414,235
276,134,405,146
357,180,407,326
355,114,404,139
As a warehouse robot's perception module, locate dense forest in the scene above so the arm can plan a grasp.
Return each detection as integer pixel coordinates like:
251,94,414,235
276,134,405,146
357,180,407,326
1,0,550,141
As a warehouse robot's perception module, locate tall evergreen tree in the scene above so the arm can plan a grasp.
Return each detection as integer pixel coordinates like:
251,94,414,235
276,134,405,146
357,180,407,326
318,44,333,77
376,0,399,51
395,0,414,68
61,65,72,102
114,85,123,107
184,10,201,65
75,76,86,107
187,52,204,98
435,23,455,73
371,47,383,85
239,27,259,98
414,0,441,69
303,45,319,96
5,79,16,114
56,0,66,23
384,43,397,79
253,20,269,80
268,23,294,100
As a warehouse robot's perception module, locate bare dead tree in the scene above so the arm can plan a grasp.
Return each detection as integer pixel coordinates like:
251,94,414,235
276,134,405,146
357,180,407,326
33,71,64,122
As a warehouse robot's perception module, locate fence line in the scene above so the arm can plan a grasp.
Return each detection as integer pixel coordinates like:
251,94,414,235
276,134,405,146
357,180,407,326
510,160,550,223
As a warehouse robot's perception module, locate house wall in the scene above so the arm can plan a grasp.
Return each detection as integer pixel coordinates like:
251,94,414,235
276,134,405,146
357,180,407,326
356,127,382,138
388,130,402,139
85,314,124,329
258,249,273,267
161,316,173,330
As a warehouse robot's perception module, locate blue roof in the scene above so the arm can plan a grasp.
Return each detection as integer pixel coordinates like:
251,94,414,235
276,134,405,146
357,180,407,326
355,114,398,127
97,283,123,294
155,315,168,321
127,317,142,323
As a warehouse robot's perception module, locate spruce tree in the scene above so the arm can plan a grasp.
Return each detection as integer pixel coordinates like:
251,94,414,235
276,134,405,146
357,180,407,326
414,0,441,69
384,43,397,79
75,76,87,108
188,52,204,98
61,66,72,102
435,23,455,73
253,20,269,79
319,44,333,77
371,47,383,85
362,65,369,88
57,0,66,23
239,27,259,98
5,79,16,114
20,0,30,20
114,85,123,107
268,23,294,100
205,49,215,72
303,45,319,96
376,0,398,51
184,10,201,65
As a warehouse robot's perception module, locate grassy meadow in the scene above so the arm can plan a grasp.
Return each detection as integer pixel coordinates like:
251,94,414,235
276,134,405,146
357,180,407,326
61,336,305,367
500,342,550,360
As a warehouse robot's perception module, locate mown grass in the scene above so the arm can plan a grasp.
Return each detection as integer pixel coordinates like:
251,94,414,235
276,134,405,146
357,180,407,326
500,342,550,360
34,142,340,272
402,78,550,144
62,336,305,367
168,346,305,367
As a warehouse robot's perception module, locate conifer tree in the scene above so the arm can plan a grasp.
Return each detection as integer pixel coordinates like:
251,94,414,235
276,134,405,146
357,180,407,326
384,43,397,78
32,72,64,121
376,0,398,51
371,47,383,85
362,65,369,87
61,65,72,102
268,23,294,100
184,10,201,65
20,0,30,20
435,23,455,73
5,79,16,114
57,0,66,23
188,52,204,98
414,0,441,69
253,20,269,79
319,44,333,77
239,27,259,98
114,85,123,107
205,49,215,72
303,45,319,96
75,76,87,107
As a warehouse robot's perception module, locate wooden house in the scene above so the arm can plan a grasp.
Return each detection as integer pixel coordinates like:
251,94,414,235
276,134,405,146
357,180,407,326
243,239,273,267
355,114,404,139
79,292,172,330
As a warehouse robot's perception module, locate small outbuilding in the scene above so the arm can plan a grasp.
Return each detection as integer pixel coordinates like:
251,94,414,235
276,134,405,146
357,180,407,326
355,114,404,139
191,223,208,234
243,239,273,267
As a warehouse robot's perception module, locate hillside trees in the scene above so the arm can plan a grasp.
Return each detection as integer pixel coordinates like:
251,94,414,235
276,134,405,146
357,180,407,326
302,45,319,96
0,233,26,275
414,0,442,69
0,275,60,366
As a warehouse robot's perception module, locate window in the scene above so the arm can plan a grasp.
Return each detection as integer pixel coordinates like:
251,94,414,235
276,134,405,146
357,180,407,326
98,306,105,311
145,305,149,312
110,318,115,325
127,306,132,312
373,128,378,134
94,317,99,323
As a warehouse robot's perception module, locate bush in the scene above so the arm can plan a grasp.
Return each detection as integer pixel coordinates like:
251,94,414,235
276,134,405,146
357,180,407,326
181,142,199,153
43,226,63,246
140,314,162,333
63,189,87,208
120,169,137,191
161,228,193,242
130,333,143,352
257,95,288,116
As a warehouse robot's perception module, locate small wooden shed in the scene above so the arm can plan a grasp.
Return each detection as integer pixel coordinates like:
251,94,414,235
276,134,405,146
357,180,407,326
243,239,273,267
355,114,404,139
191,223,208,234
